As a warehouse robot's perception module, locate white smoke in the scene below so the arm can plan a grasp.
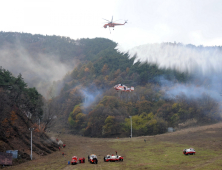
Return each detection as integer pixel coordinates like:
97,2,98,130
50,137,56,143
159,77,222,102
116,43,222,109
80,87,102,108
0,42,75,98
116,43,222,75
58,140,63,145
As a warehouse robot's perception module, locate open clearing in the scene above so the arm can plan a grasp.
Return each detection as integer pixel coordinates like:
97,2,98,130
5,122,222,170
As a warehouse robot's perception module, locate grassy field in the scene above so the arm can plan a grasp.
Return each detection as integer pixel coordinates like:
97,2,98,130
5,122,222,170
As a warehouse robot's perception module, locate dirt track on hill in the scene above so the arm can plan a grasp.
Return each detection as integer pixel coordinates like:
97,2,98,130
4,122,222,170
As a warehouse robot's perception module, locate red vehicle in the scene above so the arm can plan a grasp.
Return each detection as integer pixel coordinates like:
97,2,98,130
71,156,78,165
88,154,98,164
104,154,123,162
183,148,196,155
79,157,85,163
71,156,85,165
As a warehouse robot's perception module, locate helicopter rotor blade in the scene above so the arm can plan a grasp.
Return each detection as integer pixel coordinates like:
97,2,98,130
111,16,113,23
102,18,110,22
113,19,123,22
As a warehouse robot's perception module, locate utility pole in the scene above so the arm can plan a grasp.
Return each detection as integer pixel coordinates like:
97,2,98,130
129,116,132,138
29,128,34,160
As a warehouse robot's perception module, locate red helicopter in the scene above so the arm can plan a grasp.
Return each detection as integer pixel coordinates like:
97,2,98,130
103,16,127,31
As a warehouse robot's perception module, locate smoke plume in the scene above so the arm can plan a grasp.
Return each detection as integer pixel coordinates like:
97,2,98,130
116,43,222,75
116,43,222,107
0,42,75,98
80,87,103,108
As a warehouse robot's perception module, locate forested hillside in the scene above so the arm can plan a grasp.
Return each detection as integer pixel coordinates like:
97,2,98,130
0,32,115,97
54,51,221,137
0,67,58,164
0,32,221,139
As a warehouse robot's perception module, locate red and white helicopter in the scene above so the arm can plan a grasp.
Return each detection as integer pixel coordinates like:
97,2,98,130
103,16,127,33
114,84,134,92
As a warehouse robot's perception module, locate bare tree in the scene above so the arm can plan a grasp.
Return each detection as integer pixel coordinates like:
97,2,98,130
42,98,55,131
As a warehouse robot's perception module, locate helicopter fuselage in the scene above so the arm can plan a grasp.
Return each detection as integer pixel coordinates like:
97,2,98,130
103,22,126,28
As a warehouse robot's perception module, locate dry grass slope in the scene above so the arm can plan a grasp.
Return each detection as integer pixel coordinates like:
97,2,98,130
4,122,222,170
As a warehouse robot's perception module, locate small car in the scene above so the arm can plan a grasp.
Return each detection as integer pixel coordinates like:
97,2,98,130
88,154,98,164
104,154,123,162
71,156,85,165
183,148,196,155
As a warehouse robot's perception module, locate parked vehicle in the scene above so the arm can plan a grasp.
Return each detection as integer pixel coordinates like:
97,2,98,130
71,156,78,165
104,154,123,162
88,154,98,164
79,157,85,163
71,156,85,165
183,148,196,155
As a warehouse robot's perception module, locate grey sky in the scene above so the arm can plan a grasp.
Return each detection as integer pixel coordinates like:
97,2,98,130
1,0,222,50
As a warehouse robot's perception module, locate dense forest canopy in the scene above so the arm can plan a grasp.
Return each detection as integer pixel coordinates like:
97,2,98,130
0,67,42,143
0,32,221,138
0,67,43,120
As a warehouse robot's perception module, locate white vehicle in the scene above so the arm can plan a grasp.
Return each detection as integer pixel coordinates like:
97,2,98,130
88,154,98,164
183,148,196,155
104,154,123,162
